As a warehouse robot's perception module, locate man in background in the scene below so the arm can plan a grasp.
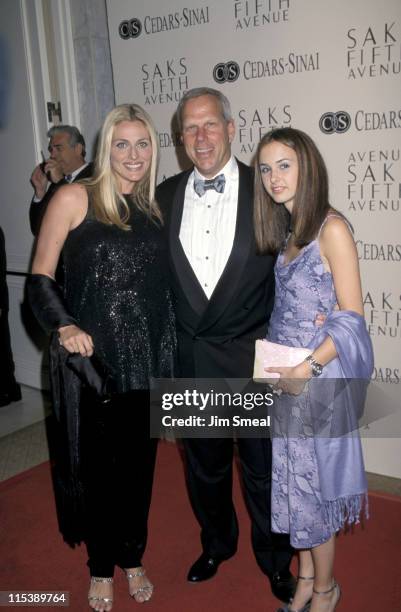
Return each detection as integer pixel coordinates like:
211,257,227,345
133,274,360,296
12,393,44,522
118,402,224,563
29,125,93,236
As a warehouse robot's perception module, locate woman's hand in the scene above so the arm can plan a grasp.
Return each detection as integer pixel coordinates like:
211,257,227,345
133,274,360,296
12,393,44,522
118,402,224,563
265,361,312,395
58,324,94,357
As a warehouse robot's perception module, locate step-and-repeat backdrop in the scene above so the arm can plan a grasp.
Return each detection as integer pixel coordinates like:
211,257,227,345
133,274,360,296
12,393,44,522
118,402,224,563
106,0,400,468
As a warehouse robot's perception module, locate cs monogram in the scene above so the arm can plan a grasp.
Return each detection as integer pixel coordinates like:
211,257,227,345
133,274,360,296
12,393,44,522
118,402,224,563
319,111,351,134
119,18,142,39
213,61,240,84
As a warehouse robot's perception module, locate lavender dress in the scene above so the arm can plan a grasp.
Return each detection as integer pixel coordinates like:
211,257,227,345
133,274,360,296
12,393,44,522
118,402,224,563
268,217,351,548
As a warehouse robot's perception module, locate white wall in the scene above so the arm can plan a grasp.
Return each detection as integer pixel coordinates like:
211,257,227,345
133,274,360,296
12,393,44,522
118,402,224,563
69,0,115,158
0,1,48,388
1,0,114,391
0,1,38,274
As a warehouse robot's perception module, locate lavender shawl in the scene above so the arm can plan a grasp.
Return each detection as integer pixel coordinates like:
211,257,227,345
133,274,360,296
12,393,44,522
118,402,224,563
307,310,374,529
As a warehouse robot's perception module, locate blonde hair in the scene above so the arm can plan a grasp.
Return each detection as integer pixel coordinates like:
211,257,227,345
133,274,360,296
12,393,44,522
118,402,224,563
84,104,161,229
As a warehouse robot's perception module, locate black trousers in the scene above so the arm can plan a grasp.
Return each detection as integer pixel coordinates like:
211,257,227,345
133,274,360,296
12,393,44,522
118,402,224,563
183,437,293,576
80,390,157,577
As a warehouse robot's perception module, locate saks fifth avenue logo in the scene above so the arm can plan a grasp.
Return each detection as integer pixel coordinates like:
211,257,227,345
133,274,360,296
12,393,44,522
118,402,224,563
213,51,319,83
347,22,401,79
347,148,400,214
364,290,401,339
234,0,290,30
237,106,292,153
142,58,189,105
118,6,210,39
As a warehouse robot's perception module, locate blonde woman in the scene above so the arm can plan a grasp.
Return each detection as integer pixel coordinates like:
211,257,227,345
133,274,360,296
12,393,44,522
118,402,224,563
28,105,176,611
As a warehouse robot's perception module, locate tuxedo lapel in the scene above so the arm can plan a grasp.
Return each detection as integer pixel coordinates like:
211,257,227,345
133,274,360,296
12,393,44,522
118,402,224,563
197,162,254,333
169,171,209,316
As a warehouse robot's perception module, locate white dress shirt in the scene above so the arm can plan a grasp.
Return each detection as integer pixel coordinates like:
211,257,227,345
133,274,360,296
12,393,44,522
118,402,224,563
65,163,88,182
179,156,239,299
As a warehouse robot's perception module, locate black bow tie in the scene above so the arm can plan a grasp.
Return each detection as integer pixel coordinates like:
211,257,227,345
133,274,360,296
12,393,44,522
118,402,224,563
193,174,225,197
65,174,73,183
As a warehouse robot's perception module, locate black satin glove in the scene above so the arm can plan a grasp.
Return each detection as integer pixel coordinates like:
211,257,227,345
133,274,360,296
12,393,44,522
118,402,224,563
26,273,77,334
66,352,117,401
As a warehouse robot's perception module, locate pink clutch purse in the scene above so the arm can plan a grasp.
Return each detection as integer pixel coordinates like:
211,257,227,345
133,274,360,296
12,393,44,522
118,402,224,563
253,339,311,382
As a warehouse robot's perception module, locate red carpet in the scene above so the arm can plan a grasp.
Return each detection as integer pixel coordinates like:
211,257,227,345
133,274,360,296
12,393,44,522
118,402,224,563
1,441,400,611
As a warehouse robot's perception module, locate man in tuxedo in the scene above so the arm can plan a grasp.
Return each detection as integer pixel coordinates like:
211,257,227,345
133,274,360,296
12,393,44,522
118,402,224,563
29,125,93,236
156,88,295,603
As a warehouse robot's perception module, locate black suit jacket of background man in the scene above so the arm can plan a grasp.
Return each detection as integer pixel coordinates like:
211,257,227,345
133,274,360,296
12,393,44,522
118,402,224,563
29,162,94,236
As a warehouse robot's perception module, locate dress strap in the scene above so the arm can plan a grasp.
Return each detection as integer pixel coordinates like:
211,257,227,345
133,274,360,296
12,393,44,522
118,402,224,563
317,214,353,239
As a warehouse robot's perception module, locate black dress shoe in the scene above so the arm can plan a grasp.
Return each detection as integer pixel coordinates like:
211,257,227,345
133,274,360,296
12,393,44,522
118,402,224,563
187,553,224,582
268,570,297,603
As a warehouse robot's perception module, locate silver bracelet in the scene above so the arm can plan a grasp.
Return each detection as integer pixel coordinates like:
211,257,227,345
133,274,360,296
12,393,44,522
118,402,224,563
305,354,323,377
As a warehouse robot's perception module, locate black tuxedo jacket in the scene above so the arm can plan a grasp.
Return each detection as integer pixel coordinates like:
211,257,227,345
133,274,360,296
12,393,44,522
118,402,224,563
29,162,94,236
156,160,275,379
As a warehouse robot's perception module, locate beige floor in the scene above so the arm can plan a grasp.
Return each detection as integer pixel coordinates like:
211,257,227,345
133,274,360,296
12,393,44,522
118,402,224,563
1,385,401,498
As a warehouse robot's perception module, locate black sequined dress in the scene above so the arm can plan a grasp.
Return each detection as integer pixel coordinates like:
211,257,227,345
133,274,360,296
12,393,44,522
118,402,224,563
51,197,176,570
62,197,175,392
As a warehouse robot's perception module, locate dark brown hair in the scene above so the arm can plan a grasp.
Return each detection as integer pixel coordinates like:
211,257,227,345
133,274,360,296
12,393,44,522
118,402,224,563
254,127,330,254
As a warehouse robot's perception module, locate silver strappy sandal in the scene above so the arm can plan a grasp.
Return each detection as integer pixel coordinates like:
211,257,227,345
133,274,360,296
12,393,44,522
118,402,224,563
88,577,113,611
125,567,154,603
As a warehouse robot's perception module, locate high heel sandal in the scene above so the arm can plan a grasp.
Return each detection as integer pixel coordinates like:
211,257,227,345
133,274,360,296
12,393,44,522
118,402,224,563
277,575,314,612
313,581,341,610
125,567,154,603
88,577,113,611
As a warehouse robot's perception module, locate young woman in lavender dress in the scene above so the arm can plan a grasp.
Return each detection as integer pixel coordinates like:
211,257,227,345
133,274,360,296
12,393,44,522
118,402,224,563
253,128,373,612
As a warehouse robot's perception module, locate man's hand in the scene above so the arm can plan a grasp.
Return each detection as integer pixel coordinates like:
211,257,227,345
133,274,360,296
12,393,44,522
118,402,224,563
43,158,64,184
315,304,339,327
30,164,48,200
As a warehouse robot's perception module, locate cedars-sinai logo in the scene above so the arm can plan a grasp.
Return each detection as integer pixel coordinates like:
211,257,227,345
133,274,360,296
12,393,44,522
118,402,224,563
213,61,240,84
118,8,209,39
119,18,142,39
319,111,351,134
